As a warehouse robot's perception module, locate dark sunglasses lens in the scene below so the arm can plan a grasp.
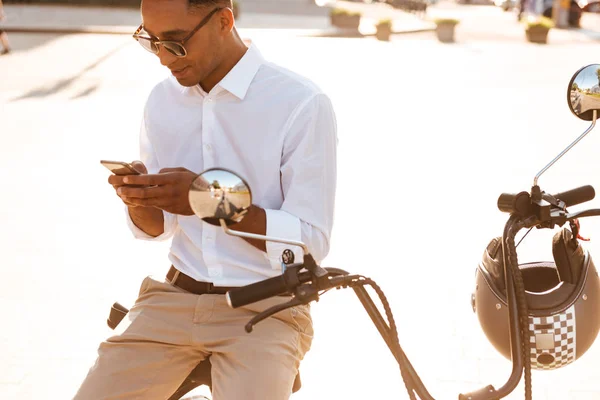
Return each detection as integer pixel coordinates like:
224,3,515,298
162,42,186,57
138,38,158,54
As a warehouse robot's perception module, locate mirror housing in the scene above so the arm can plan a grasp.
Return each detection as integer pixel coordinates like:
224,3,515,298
568,64,600,122
188,168,252,226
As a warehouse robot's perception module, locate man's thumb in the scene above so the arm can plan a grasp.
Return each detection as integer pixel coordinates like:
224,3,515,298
131,160,148,174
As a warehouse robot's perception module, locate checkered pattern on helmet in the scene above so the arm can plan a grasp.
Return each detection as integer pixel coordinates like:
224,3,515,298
528,305,576,370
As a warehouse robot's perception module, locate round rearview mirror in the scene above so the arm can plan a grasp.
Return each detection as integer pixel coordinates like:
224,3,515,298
568,64,600,121
188,168,252,226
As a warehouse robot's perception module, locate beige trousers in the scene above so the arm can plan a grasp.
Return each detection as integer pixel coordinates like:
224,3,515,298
73,275,313,400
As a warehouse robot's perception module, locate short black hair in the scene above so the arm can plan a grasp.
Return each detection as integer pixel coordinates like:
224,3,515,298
188,0,232,9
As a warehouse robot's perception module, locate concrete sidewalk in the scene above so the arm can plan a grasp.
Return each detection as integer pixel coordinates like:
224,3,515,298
1,3,435,37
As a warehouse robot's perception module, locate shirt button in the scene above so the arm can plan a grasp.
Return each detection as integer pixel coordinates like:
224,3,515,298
204,144,212,151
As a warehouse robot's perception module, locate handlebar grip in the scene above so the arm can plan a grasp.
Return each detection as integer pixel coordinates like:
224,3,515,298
226,275,288,309
226,266,346,309
554,185,595,207
497,191,531,215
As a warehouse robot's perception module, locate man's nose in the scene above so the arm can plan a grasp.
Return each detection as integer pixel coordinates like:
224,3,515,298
157,46,178,67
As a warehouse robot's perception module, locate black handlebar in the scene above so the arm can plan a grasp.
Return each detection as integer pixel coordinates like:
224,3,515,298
226,270,312,309
554,185,595,207
498,185,595,215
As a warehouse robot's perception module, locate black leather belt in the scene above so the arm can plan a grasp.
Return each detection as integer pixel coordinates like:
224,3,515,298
166,266,236,295
166,266,292,298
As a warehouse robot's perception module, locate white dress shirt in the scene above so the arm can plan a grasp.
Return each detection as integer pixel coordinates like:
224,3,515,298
126,44,338,287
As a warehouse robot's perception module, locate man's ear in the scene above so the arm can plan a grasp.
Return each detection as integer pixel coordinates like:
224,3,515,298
219,7,235,32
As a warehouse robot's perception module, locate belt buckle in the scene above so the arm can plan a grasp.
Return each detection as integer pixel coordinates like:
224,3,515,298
169,269,181,286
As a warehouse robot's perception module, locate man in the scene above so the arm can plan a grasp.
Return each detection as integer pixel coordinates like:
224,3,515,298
73,0,337,399
591,69,600,94
517,0,527,21
0,0,11,55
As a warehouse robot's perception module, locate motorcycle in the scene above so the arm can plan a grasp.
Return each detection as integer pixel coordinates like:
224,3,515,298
107,63,600,400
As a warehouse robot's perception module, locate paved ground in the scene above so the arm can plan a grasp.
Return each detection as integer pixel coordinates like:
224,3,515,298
3,1,599,40
2,2,600,400
0,2,434,35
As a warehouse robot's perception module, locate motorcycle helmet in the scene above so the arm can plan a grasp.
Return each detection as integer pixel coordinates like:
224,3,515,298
472,226,600,370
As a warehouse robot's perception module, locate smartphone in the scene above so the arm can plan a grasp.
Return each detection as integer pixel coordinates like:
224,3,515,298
100,160,141,176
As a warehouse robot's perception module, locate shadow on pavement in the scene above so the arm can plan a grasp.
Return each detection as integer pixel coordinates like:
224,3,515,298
9,41,129,102
1,32,68,53
70,84,101,100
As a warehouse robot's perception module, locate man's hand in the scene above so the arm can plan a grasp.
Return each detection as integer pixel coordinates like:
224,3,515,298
116,167,198,216
107,161,164,237
108,161,148,207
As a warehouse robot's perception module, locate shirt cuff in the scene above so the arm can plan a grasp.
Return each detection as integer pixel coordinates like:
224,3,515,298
125,206,176,241
265,209,304,270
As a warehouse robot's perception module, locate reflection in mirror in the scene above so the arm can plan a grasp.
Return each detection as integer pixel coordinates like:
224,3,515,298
188,168,252,226
568,64,600,121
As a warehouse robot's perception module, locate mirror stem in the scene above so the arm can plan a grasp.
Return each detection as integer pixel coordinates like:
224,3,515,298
534,110,597,187
219,219,310,255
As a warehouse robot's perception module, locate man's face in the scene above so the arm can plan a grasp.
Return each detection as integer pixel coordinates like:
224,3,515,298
141,0,223,87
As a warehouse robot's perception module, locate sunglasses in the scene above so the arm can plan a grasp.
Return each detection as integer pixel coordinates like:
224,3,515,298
133,7,224,58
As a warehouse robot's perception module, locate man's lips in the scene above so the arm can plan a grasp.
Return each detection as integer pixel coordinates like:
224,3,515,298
171,66,190,77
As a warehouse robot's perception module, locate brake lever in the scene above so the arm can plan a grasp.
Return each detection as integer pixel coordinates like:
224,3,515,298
244,275,356,333
531,208,600,229
566,208,600,220
245,297,304,333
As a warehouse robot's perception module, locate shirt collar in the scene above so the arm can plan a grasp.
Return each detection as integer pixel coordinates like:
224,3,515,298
217,43,264,100
177,43,263,100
